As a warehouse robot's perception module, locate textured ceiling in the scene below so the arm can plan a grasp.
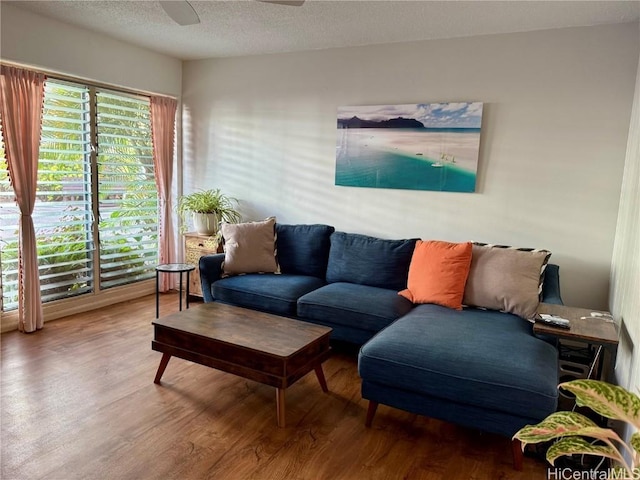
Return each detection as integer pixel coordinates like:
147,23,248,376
6,0,640,60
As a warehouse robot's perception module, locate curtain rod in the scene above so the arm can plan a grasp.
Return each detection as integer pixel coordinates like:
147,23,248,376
0,60,178,101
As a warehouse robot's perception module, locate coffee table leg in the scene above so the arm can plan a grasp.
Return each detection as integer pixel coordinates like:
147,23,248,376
314,365,329,393
154,353,172,384
276,388,286,428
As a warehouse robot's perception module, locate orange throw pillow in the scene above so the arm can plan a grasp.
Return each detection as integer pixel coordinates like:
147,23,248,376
399,240,472,310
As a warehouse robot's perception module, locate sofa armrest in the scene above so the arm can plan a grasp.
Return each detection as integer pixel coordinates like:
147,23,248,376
199,253,225,303
541,263,563,305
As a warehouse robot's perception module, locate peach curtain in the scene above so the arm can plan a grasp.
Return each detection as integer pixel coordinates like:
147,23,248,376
0,66,46,332
150,96,178,292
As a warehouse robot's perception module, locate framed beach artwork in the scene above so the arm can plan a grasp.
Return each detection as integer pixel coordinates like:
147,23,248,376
335,102,483,192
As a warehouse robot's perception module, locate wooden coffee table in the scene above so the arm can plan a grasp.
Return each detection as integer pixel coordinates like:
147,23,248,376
151,303,332,427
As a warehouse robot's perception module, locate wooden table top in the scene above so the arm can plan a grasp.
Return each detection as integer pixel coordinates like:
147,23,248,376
534,303,619,345
153,303,332,359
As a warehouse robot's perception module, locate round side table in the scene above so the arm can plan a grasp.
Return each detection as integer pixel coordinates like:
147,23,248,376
155,263,196,319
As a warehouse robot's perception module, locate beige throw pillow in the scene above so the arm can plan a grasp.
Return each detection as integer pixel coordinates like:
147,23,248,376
221,217,279,275
463,244,551,320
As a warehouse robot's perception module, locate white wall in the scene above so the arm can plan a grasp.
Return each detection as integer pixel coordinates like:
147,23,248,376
183,23,638,310
0,3,181,96
610,23,639,455
611,36,640,395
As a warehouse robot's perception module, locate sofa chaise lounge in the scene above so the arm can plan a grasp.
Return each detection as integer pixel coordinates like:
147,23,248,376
199,222,560,469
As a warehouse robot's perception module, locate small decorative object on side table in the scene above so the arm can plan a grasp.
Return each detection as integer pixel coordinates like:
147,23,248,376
155,263,196,319
183,232,221,297
534,303,619,383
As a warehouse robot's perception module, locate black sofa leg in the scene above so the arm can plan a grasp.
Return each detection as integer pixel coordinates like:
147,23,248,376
365,401,378,427
512,438,523,471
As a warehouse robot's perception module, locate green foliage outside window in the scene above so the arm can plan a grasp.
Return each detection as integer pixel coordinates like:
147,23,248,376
0,81,159,311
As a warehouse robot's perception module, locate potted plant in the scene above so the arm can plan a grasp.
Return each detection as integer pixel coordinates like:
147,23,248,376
177,188,241,236
514,379,640,476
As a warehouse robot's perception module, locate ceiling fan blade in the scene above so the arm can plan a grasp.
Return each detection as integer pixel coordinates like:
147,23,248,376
160,1,200,26
256,0,305,6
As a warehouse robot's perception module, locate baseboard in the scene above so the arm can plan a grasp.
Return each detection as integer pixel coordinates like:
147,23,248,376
1,280,155,333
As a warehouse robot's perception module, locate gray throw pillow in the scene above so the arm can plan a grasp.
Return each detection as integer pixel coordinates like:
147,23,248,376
463,244,551,320
221,217,279,275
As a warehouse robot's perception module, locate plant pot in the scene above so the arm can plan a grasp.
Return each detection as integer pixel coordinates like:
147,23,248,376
192,212,218,235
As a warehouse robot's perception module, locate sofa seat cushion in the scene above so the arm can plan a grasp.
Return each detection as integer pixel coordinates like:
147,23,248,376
212,274,326,317
297,282,414,333
358,304,558,420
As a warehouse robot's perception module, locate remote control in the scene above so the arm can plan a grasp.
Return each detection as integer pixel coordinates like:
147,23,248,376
537,314,570,329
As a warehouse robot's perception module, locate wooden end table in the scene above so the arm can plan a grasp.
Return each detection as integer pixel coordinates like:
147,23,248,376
152,303,332,427
534,303,619,383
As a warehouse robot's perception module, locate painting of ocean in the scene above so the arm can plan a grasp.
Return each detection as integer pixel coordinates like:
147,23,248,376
336,103,483,192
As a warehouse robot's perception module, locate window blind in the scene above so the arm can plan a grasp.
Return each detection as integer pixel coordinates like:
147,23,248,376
0,79,160,311
0,82,94,310
96,90,158,289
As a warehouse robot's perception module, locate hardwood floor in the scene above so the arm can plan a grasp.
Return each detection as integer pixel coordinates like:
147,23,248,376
1,294,549,479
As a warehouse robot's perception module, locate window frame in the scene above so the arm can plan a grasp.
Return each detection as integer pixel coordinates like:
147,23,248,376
0,66,165,326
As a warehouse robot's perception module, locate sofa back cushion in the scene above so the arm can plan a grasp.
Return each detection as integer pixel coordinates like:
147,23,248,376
275,224,335,278
326,232,417,291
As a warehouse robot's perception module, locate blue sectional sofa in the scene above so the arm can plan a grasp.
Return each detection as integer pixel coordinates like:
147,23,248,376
200,224,419,344
199,223,560,469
